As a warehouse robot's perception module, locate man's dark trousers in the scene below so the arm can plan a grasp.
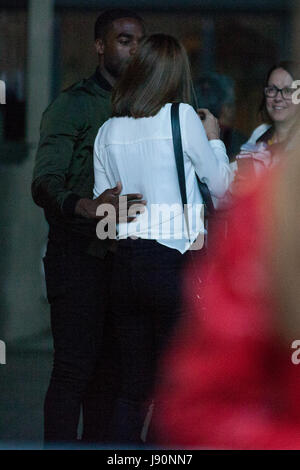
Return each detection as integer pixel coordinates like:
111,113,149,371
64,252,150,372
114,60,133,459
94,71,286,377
43,231,118,444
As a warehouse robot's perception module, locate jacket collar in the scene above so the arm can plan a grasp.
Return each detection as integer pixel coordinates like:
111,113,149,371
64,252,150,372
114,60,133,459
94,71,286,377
91,67,113,93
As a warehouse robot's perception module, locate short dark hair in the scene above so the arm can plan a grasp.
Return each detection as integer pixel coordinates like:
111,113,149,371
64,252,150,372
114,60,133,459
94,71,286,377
112,34,193,118
94,8,145,41
260,61,300,124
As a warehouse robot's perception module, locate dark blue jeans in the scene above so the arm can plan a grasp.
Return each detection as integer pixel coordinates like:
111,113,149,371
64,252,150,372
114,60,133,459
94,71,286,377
43,233,119,445
108,238,191,444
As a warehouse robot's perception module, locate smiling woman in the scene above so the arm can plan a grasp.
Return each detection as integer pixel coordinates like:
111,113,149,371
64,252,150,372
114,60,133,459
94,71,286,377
249,62,300,152
262,62,300,138
230,61,300,184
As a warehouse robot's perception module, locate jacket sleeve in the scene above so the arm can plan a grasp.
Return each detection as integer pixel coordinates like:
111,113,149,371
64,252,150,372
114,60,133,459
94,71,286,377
31,92,86,218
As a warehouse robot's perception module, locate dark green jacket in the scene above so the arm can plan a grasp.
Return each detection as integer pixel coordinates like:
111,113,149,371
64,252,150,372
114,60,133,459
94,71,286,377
32,70,112,239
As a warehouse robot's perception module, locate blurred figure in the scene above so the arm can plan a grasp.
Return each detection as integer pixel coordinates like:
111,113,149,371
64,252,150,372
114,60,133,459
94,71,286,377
194,73,246,161
154,134,300,449
93,33,231,445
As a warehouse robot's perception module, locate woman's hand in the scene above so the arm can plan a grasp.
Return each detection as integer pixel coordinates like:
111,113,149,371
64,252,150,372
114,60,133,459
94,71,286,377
197,108,220,140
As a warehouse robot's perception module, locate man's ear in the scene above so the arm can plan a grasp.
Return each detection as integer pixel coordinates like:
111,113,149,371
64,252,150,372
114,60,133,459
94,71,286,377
95,38,105,55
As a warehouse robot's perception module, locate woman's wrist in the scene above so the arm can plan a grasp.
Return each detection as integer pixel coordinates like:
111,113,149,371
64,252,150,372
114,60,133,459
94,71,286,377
207,134,220,141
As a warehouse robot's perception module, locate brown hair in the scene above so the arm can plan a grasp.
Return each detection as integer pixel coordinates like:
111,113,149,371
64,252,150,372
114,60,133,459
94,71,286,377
112,34,193,118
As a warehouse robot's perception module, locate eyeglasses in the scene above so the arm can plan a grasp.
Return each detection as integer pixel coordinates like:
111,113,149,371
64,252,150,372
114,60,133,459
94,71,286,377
264,85,294,100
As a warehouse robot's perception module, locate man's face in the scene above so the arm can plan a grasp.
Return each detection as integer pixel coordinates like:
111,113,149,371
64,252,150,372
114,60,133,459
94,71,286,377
96,17,145,82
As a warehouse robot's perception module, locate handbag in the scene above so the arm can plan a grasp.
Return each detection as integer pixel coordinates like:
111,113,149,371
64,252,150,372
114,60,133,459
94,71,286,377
171,102,215,248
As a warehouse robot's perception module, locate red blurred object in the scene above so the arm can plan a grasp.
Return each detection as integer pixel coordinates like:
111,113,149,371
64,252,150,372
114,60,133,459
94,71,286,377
154,171,300,450
236,156,255,178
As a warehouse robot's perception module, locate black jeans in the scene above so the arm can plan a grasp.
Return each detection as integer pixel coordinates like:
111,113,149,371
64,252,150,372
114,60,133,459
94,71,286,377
108,238,191,444
43,233,118,445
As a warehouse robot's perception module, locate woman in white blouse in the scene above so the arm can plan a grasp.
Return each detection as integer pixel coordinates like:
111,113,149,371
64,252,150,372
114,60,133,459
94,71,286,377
93,33,231,444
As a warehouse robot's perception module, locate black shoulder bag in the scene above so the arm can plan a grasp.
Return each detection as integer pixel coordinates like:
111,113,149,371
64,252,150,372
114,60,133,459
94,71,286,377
171,102,215,247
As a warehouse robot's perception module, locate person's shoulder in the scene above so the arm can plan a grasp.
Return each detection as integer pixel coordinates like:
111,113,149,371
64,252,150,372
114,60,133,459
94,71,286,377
94,117,113,144
41,79,94,126
179,102,195,113
63,74,104,97
158,102,195,117
44,73,100,113
247,123,272,143
177,103,199,123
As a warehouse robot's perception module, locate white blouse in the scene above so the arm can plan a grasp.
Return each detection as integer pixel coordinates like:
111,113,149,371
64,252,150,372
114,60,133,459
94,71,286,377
94,103,231,253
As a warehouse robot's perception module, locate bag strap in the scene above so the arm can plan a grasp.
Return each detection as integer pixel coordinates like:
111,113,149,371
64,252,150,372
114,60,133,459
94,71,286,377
171,103,215,230
198,178,215,215
171,102,191,241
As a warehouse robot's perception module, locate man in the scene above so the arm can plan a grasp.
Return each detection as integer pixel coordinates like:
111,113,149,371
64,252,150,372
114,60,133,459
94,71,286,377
32,9,145,445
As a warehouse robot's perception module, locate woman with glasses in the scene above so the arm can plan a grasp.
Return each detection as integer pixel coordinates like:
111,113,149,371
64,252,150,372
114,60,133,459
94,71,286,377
232,61,299,181
257,61,299,148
